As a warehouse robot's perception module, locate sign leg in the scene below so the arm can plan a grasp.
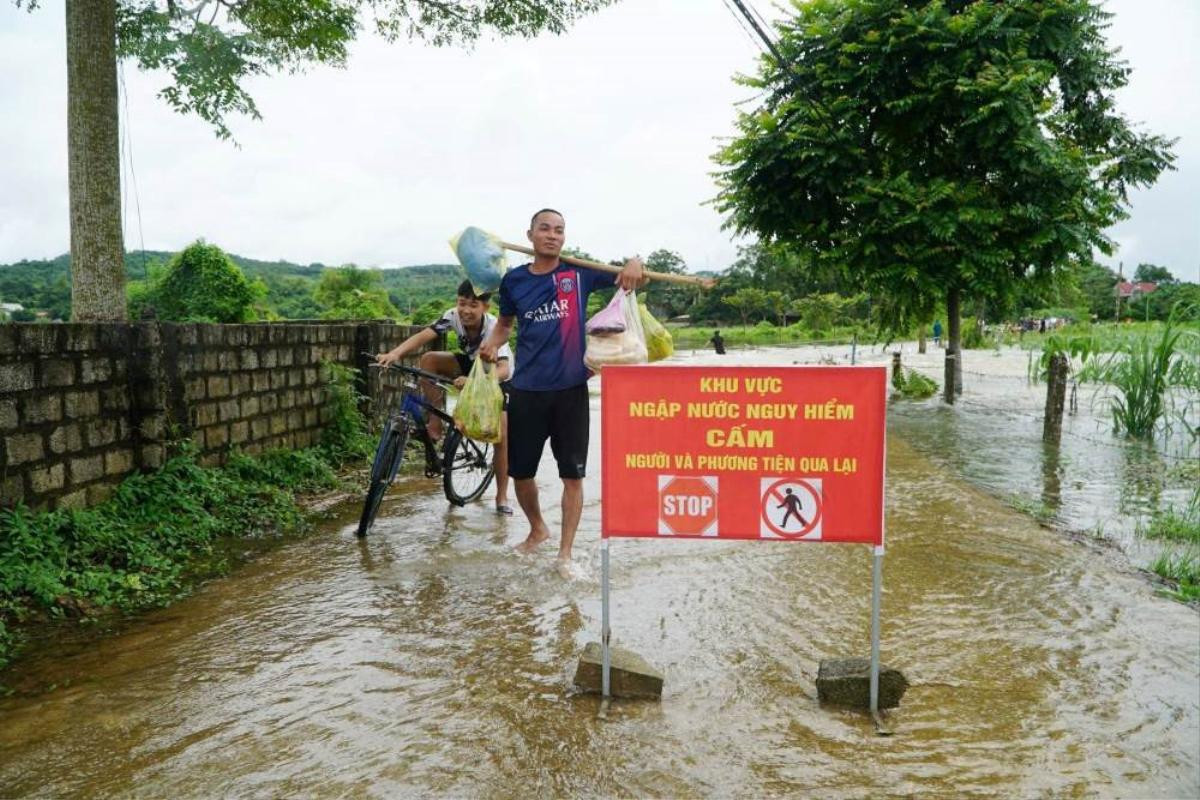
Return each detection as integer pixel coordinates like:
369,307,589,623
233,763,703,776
602,538,611,699
870,545,892,735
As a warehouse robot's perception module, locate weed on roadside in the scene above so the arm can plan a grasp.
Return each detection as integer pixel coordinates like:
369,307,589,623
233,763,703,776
0,362,372,671
1150,549,1200,603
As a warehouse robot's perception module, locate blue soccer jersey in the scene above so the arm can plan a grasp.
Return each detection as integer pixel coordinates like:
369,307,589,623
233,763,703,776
498,262,613,391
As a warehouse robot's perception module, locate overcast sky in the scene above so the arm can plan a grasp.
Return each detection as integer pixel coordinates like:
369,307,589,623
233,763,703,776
1,0,1196,280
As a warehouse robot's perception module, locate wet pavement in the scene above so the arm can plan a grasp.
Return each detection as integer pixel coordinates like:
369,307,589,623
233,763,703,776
1,347,1197,798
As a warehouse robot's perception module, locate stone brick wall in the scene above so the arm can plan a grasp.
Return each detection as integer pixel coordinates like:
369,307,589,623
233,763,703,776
0,321,427,511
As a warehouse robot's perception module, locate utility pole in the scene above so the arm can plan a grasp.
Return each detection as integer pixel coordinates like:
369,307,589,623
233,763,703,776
1114,261,1123,321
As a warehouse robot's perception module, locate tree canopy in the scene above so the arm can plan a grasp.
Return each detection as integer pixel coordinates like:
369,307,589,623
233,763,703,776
149,240,265,322
314,265,400,320
86,0,615,140
1134,263,1175,285
713,0,1176,337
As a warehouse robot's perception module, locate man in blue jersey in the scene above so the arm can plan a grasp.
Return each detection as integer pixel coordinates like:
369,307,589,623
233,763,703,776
478,209,645,576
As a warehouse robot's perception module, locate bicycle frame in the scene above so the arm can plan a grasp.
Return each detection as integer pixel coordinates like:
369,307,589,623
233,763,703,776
375,361,462,477
358,359,497,533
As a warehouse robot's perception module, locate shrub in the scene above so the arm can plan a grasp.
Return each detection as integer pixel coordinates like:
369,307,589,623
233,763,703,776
154,241,263,322
315,266,400,321
892,367,938,399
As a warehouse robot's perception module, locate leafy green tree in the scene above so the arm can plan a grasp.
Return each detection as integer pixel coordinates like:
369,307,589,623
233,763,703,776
1127,282,1200,322
15,0,619,320
687,246,755,324
764,290,789,327
714,0,1175,390
314,265,399,320
1134,264,1175,285
152,241,264,322
263,274,323,319
411,298,446,326
643,249,695,319
125,259,167,319
1073,261,1119,320
792,293,856,334
723,287,769,329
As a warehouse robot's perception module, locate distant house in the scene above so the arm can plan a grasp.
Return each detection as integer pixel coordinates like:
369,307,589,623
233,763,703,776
1115,281,1157,299
0,302,23,321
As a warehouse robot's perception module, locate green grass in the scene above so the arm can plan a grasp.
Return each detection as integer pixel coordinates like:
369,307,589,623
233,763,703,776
0,363,372,672
1139,508,1200,545
1018,320,1200,357
1149,549,1200,603
1137,486,1200,545
1023,314,1199,442
1006,494,1057,526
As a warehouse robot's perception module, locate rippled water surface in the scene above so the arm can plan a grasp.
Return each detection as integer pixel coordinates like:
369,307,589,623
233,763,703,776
1,348,1197,798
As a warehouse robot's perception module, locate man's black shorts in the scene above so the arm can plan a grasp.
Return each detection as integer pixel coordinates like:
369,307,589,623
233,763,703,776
506,384,589,480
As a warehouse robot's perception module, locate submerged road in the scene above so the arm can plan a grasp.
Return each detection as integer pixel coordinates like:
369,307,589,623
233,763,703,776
2,350,1197,798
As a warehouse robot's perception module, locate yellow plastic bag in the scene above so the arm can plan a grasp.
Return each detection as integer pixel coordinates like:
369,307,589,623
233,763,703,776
453,358,503,444
639,301,673,362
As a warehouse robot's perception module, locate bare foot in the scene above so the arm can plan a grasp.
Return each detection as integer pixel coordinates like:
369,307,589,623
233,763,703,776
514,529,549,554
555,557,587,581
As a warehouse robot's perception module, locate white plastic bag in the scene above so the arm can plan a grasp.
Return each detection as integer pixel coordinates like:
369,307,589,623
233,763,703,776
585,289,647,371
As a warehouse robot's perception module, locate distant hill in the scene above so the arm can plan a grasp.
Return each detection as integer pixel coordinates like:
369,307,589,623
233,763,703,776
0,250,467,320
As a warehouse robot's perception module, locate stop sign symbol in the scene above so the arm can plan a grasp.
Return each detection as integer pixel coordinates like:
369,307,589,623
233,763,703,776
657,476,719,536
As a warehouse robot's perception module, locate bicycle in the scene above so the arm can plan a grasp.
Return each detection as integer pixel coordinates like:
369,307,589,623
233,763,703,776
357,362,496,537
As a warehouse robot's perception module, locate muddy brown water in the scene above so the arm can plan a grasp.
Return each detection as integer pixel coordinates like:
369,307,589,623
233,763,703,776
1,350,1197,798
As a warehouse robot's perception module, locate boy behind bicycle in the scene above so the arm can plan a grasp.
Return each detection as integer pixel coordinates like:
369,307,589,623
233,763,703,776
376,280,514,514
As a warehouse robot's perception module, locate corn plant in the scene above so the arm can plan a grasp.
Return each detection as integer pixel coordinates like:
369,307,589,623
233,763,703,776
1108,313,1188,439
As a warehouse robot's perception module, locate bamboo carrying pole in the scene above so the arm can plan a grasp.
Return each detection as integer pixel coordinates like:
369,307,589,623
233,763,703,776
500,241,716,288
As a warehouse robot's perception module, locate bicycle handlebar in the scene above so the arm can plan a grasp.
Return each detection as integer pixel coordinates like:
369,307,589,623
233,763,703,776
364,354,455,388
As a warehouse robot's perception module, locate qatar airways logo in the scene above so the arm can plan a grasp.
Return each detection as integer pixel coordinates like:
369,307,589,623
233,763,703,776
525,297,572,323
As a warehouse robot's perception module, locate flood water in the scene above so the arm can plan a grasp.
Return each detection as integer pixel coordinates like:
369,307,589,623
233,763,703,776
1,348,1197,798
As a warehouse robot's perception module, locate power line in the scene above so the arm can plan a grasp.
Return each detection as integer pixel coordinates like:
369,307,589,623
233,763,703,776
744,0,774,39
726,0,786,66
118,62,147,276
719,0,768,55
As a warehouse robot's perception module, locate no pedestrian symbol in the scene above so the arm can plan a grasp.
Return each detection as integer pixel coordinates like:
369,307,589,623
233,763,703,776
760,477,822,540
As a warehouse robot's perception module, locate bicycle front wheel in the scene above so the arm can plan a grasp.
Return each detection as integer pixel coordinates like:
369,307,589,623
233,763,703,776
356,418,409,537
442,428,495,506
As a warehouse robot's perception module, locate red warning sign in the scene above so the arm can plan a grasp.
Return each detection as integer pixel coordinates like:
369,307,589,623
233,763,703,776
658,475,718,536
601,365,885,544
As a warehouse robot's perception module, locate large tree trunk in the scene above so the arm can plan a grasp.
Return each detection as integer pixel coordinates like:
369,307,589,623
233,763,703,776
66,0,126,321
946,286,962,394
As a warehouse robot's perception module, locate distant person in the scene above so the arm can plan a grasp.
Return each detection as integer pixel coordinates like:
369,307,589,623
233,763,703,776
376,279,513,515
1039,318,1046,334
709,329,726,355
478,208,646,577
932,319,943,347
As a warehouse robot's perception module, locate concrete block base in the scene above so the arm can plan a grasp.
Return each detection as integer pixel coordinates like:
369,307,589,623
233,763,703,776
573,642,664,700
